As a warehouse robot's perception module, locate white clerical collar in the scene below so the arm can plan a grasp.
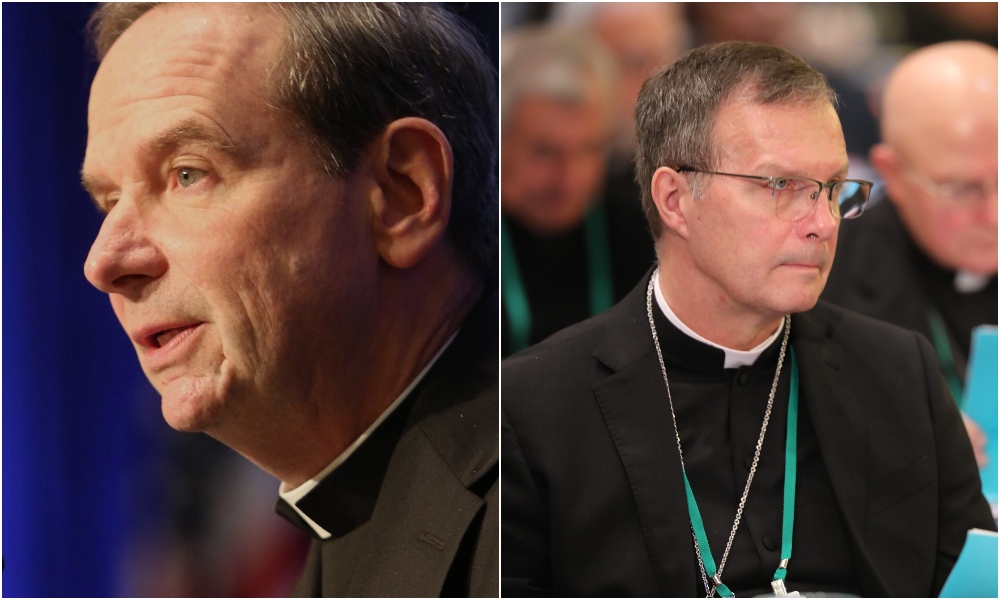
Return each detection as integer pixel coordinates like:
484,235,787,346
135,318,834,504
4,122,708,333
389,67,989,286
652,271,784,369
277,329,460,539
955,270,991,294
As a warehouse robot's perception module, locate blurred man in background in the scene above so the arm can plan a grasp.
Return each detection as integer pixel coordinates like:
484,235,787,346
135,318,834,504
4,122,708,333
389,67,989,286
501,26,653,355
553,3,687,294
824,42,998,465
552,2,687,165
82,3,498,596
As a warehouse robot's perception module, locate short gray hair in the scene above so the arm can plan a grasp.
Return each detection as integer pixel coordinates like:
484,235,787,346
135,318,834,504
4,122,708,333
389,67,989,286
88,3,498,279
634,41,837,238
500,25,618,130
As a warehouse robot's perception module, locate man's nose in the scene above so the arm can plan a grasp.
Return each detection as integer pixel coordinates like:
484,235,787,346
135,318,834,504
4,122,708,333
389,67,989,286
84,200,166,299
797,190,838,240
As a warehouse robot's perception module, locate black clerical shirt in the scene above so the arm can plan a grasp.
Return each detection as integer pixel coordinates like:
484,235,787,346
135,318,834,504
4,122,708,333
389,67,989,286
912,237,998,375
651,304,861,596
275,389,416,594
504,215,592,351
501,194,656,357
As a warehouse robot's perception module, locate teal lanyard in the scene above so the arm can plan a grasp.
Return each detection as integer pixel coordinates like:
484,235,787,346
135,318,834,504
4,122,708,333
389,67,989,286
501,204,615,352
926,309,965,405
682,349,799,597
501,220,532,351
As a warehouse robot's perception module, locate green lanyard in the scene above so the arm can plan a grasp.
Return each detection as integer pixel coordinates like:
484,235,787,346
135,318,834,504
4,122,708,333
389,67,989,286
501,204,615,352
926,309,965,405
682,349,799,597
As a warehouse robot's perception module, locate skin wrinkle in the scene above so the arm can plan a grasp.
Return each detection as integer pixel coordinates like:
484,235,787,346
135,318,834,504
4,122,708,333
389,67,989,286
83,107,245,208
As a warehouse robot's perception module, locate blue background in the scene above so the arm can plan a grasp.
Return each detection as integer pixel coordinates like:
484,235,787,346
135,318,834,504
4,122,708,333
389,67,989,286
3,3,157,596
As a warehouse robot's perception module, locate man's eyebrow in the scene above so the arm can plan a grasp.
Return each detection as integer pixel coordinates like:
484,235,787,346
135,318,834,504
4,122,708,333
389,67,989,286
144,119,242,158
80,120,246,210
753,162,851,180
80,171,108,211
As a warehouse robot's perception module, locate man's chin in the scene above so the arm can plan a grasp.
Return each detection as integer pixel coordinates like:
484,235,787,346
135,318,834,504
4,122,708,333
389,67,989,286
158,378,226,432
771,288,823,316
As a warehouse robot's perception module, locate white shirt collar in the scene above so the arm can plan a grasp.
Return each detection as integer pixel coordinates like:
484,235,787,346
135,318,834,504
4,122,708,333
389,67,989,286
652,270,784,369
277,329,460,539
955,270,991,294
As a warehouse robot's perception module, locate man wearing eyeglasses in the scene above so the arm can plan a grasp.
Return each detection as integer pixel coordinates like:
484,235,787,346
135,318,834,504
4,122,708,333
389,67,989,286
824,42,997,461
502,41,993,597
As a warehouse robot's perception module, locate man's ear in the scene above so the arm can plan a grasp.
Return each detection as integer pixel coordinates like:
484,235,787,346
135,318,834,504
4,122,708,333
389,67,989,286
367,117,453,269
650,166,691,239
869,143,903,208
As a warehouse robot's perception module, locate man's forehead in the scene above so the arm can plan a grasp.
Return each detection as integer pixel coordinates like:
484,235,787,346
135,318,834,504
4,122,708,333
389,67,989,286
84,3,289,188
715,95,839,129
712,98,848,174
90,3,282,112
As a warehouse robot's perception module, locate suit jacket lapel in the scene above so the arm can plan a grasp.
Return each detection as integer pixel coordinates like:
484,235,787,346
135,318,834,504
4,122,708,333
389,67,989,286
341,292,499,597
341,426,489,597
792,310,889,596
591,275,698,595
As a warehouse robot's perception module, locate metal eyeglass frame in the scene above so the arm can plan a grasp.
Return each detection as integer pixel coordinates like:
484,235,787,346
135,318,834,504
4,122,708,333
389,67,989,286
676,167,874,220
902,165,998,205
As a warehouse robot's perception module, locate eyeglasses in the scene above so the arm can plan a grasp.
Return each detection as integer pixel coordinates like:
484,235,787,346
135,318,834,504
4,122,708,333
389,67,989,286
677,168,873,222
903,167,998,206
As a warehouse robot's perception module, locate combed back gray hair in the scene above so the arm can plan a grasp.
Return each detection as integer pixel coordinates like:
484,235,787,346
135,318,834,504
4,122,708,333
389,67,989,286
634,41,837,238
88,3,498,279
500,26,618,130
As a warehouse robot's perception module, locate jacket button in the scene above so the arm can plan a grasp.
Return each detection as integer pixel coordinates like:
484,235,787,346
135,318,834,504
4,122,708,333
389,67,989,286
737,371,750,386
763,536,778,551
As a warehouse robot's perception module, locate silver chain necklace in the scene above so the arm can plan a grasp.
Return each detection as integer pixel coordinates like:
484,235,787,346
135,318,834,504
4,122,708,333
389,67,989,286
645,270,790,598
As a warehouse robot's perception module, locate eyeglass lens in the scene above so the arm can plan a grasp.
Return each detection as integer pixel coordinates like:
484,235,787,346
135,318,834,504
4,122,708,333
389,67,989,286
774,177,868,221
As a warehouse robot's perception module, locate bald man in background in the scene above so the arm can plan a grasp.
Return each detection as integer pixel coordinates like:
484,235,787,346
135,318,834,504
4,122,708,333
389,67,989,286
824,41,998,464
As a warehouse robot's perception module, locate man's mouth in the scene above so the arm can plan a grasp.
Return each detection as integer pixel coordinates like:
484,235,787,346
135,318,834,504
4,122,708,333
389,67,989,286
136,323,201,350
134,322,206,373
153,327,188,348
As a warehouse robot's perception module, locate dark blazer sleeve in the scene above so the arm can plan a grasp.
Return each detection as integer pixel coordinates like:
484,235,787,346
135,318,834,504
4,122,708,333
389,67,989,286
501,404,552,597
917,331,997,595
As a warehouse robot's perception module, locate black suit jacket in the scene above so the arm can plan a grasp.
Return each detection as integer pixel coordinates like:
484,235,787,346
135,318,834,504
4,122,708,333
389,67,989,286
501,274,994,597
280,293,499,597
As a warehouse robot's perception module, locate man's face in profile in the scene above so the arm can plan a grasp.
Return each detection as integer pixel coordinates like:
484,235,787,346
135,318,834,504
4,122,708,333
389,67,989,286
82,4,374,433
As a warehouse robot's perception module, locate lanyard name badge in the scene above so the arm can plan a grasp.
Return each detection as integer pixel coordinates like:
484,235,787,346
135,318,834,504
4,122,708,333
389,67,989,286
645,273,801,598
682,351,800,598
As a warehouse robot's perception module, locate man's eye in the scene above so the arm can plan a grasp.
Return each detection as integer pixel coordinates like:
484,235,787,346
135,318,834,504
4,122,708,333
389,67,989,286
773,178,789,191
176,167,208,188
947,183,981,200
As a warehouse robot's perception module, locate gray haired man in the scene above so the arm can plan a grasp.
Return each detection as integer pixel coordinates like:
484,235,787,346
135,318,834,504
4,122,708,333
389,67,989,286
82,3,498,596
502,41,993,597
